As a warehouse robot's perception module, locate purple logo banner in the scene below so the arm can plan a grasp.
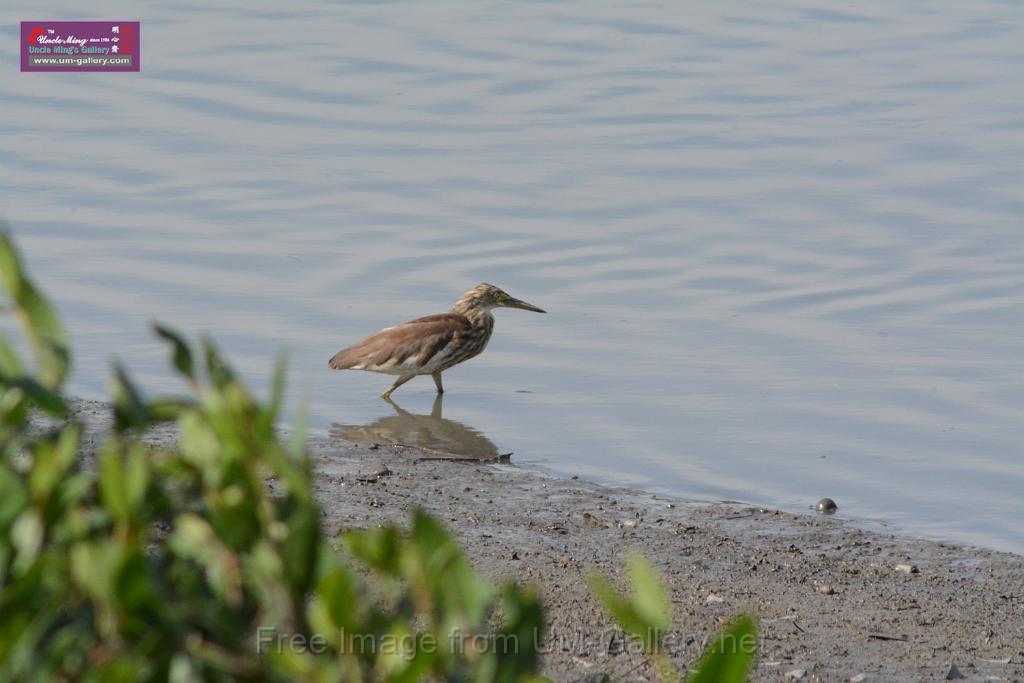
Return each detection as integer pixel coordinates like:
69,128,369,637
21,21,140,72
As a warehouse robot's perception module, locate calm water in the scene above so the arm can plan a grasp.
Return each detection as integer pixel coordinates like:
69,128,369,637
2,2,1022,552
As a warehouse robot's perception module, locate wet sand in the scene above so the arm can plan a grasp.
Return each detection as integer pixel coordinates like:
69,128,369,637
64,400,1024,682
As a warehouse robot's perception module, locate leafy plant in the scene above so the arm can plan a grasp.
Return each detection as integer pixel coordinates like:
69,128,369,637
589,553,757,683
0,228,545,682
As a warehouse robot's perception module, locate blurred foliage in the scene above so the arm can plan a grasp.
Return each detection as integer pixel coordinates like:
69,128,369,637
590,553,757,682
1,227,756,682
0,229,545,682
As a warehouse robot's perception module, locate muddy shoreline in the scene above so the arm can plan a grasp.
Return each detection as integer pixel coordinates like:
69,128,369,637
64,399,1024,682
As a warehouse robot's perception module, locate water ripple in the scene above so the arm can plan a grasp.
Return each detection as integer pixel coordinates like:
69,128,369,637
2,0,1021,552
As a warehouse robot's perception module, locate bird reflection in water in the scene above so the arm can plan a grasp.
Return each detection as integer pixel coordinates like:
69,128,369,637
329,394,503,461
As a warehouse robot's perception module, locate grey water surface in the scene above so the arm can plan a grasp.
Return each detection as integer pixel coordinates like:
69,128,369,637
1,2,1022,552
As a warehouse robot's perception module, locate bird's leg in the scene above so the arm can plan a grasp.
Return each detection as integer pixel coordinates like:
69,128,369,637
432,371,444,394
381,374,414,400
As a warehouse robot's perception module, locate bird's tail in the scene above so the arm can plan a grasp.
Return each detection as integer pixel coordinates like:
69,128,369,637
328,346,360,370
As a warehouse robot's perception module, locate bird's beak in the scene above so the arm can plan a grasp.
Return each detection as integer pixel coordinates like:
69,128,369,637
505,297,546,313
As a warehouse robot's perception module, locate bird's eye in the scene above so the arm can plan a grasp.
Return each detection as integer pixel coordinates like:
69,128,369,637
497,293,508,302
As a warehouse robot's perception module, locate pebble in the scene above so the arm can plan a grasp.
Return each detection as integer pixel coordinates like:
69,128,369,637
816,498,838,514
849,674,867,682
895,563,919,574
817,583,835,595
355,463,391,483
785,669,806,680
705,593,725,604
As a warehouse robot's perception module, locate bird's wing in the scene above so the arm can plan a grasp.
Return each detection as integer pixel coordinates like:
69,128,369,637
328,314,470,372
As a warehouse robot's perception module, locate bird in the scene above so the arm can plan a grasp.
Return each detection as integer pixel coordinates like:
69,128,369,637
328,283,546,399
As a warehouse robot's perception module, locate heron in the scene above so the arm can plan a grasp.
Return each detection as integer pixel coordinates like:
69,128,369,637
328,283,545,399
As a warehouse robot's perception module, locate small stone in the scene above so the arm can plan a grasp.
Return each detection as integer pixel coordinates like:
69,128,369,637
705,593,725,604
817,583,835,595
816,498,838,514
785,669,806,680
945,663,965,680
849,674,867,683
895,563,919,574
621,518,638,528
356,463,391,483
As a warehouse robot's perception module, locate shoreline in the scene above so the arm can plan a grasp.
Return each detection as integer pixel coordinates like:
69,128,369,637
63,399,1024,681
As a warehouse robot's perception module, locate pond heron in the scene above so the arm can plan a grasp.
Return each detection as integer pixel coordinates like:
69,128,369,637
329,283,545,399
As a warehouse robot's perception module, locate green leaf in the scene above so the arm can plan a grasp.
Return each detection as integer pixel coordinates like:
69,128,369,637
99,440,130,522
378,622,436,683
345,525,402,575
0,226,24,294
29,424,80,501
408,510,491,628
315,562,360,632
588,572,651,641
114,547,161,623
687,614,758,683
588,553,670,652
0,337,22,376
149,397,190,422
17,281,70,388
169,513,243,607
0,230,70,389
0,466,30,528
487,583,545,683
153,323,195,381
111,362,151,431
208,478,262,551
10,509,44,576
281,501,319,598
288,398,311,470
0,386,29,427
627,553,670,633
201,336,235,389
6,376,67,416
268,352,287,422
69,540,121,623
98,438,150,524
123,441,150,517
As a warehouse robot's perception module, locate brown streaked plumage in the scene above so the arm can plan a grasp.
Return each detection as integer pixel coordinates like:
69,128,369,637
329,283,545,399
